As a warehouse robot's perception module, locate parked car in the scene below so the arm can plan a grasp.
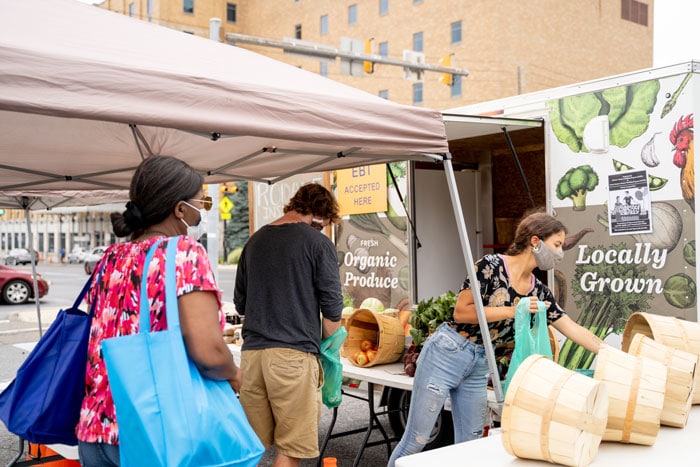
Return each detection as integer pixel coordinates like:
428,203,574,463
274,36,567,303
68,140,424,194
0,264,49,304
67,246,88,264
84,246,110,275
3,248,38,266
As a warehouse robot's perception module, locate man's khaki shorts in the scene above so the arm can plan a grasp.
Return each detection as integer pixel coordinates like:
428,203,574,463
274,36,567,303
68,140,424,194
239,348,323,459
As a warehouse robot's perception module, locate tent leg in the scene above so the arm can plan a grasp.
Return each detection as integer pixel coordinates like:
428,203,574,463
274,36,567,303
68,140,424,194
22,203,42,338
441,155,504,406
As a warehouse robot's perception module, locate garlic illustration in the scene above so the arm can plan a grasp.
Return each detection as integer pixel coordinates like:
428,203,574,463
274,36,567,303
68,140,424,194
640,132,661,167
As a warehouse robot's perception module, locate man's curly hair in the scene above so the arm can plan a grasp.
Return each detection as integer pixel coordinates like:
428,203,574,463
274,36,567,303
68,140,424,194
283,183,340,224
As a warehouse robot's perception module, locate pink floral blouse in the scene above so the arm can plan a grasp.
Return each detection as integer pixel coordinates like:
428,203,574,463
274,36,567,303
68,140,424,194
76,235,223,444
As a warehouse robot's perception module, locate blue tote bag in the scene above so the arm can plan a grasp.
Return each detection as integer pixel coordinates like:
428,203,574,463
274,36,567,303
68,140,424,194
102,237,264,467
0,266,104,446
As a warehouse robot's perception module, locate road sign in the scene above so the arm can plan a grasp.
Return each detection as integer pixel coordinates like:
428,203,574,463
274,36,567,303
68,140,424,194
221,212,232,220
219,197,234,214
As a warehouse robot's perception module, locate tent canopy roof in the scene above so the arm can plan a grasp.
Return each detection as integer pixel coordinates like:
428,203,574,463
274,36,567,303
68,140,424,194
0,0,448,192
0,191,129,211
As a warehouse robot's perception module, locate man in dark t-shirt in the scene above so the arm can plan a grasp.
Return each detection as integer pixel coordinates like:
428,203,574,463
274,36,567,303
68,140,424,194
235,183,342,466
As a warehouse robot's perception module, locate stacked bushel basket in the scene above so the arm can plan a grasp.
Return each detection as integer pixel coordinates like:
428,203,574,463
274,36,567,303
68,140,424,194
501,311,699,467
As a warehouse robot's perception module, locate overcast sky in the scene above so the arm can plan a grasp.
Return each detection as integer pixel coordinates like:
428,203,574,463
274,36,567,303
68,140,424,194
653,0,699,67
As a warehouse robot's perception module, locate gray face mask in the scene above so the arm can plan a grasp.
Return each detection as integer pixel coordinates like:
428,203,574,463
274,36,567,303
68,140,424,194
531,239,564,270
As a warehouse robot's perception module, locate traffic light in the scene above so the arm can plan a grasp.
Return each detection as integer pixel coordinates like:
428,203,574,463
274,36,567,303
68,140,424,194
439,54,453,86
220,182,238,196
363,38,374,74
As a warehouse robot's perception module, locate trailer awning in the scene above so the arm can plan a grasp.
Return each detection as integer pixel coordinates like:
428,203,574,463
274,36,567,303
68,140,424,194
442,114,542,141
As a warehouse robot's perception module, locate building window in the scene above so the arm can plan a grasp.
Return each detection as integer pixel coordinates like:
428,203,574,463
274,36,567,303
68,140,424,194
412,32,423,52
128,2,135,17
379,0,388,16
320,14,328,35
295,24,302,39
183,0,194,14
348,4,357,25
621,0,648,26
379,90,389,99
451,75,462,97
451,20,462,44
320,62,328,77
413,82,423,104
226,3,237,23
378,41,389,57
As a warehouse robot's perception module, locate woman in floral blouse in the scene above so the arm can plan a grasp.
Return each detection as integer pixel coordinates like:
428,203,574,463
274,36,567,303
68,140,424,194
76,156,240,467
389,211,603,466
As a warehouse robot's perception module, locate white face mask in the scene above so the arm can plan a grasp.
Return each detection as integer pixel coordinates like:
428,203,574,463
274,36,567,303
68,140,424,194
181,201,207,241
531,238,564,270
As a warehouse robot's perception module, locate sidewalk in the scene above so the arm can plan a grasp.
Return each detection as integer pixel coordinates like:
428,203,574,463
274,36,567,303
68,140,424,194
4,301,237,331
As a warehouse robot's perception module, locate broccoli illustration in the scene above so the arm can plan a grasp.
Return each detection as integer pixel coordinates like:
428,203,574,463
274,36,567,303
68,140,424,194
556,165,599,211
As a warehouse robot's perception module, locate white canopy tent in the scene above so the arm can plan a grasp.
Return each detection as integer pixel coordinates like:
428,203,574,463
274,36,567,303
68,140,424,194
0,0,508,401
0,0,448,191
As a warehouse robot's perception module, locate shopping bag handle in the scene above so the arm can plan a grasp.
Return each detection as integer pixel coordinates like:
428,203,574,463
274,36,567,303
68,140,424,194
75,258,106,318
138,237,170,333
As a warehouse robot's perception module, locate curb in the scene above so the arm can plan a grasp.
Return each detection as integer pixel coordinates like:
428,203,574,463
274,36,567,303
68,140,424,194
9,307,62,324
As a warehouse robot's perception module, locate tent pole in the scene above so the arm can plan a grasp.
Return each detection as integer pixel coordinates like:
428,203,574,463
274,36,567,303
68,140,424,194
441,155,503,404
21,198,42,338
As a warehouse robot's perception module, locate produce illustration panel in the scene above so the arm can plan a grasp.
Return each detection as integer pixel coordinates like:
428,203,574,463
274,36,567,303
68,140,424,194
333,162,411,330
546,73,697,369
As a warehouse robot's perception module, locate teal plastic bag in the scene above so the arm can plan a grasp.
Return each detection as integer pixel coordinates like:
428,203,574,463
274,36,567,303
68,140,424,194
503,297,552,394
320,326,347,408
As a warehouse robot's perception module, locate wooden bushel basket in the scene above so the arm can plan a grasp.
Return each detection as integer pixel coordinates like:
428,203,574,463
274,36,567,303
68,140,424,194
548,325,560,362
622,311,700,404
343,309,404,367
626,334,696,428
594,345,667,445
501,355,608,467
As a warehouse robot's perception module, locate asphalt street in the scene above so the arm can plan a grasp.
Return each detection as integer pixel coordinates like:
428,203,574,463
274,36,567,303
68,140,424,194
0,262,398,466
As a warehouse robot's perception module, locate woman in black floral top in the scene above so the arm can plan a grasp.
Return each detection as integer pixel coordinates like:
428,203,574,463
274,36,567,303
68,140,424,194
389,211,603,466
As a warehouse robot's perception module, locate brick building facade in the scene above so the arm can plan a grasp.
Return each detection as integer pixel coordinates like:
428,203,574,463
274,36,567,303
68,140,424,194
98,0,653,109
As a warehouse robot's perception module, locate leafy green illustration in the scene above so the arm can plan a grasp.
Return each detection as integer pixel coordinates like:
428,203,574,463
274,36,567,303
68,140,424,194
684,241,696,267
559,94,603,141
608,81,660,147
663,273,697,308
547,79,660,152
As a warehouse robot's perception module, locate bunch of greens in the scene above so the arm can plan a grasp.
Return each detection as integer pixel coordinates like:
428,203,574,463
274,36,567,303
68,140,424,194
408,291,457,347
559,242,653,370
